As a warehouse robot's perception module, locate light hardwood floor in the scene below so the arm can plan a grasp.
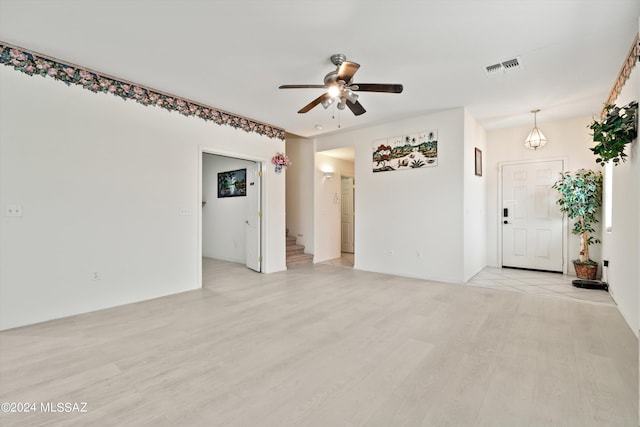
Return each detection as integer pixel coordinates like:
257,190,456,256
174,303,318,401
1,258,637,426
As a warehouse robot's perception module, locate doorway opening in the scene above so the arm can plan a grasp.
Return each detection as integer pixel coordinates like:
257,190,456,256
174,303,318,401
200,150,263,281
315,147,355,268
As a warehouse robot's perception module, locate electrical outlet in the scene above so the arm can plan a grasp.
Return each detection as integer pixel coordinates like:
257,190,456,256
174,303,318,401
5,205,22,217
179,208,192,216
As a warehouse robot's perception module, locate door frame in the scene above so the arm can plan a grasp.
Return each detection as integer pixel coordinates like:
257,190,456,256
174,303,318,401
497,156,569,274
198,145,267,287
340,175,355,254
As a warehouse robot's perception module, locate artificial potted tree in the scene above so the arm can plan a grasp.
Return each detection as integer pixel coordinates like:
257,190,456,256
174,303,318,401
552,169,603,280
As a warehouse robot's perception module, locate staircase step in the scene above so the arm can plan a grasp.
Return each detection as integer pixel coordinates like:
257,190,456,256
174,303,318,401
286,235,297,246
286,253,314,266
286,244,305,255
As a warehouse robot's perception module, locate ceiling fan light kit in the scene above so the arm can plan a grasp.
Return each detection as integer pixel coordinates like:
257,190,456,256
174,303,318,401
321,97,335,109
279,54,403,118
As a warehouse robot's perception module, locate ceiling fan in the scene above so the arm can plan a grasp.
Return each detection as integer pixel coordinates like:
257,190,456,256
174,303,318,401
279,54,403,116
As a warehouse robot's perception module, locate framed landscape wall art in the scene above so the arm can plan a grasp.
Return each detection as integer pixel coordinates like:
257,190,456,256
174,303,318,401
218,168,247,198
372,130,438,172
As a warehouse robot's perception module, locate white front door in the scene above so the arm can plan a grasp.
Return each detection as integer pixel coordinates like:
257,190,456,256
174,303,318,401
245,163,261,272
502,160,563,272
341,177,354,253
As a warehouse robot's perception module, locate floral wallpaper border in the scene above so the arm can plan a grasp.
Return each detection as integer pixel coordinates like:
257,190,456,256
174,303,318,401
0,42,285,140
604,33,638,113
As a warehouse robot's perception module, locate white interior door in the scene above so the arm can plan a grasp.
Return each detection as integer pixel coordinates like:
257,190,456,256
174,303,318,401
502,160,563,272
341,177,354,253
245,163,261,272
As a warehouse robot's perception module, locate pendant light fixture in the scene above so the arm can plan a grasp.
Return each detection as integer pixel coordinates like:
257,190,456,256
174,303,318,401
524,109,547,150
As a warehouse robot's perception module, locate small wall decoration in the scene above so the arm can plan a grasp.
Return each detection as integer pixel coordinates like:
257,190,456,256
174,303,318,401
271,152,291,173
475,148,482,176
372,130,438,172
218,169,247,198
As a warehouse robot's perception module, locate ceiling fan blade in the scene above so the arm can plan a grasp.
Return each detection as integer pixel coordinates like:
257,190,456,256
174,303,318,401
336,61,360,84
279,84,327,89
353,83,403,93
347,100,366,116
298,93,332,114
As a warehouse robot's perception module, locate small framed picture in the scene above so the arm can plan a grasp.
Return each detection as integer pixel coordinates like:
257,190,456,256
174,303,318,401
218,168,247,198
475,148,482,176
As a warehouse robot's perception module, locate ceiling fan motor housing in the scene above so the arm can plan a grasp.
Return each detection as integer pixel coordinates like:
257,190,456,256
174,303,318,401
324,71,338,86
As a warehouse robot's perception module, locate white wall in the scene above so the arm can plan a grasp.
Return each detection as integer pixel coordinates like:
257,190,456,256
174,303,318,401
315,108,475,284
0,67,286,330
202,154,256,263
463,110,487,281
486,115,602,272
285,134,314,252
601,64,639,336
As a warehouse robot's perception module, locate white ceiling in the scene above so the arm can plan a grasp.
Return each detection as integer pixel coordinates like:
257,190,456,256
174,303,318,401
1,1,638,139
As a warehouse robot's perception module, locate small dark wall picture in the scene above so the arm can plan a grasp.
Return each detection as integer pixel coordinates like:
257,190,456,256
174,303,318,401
218,168,247,198
475,148,482,177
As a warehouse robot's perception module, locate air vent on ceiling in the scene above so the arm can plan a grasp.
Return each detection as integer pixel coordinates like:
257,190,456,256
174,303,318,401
484,63,503,76
484,56,522,77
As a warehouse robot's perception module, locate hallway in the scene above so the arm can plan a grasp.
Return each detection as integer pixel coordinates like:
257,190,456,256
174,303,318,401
320,254,614,306
468,267,614,305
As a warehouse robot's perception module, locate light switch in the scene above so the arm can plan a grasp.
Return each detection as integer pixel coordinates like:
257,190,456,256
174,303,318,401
5,205,23,217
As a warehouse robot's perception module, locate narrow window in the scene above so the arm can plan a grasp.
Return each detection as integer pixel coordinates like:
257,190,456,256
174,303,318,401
604,161,613,231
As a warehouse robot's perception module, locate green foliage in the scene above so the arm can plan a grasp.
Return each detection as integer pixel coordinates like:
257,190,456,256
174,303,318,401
552,169,602,235
552,169,603,262
589,100,638,167
410,159,425,168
